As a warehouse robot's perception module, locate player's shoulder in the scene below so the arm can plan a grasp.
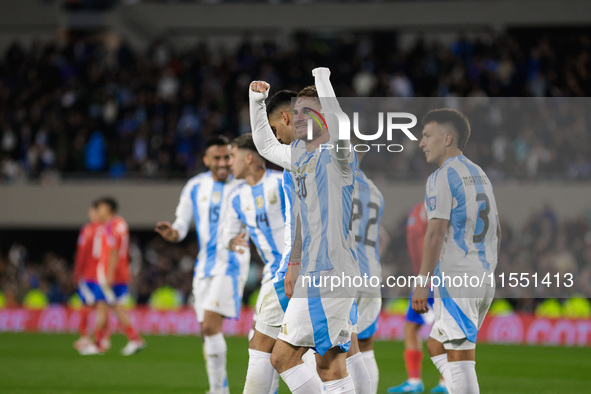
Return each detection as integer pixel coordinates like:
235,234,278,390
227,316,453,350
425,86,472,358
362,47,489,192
226,179,248,200
458,155,490,178
114,216,129,230
226,177,247,190
354,168,367,183
427,155,465,189
183,171,211,190
265,169,283,181
230,181,249,195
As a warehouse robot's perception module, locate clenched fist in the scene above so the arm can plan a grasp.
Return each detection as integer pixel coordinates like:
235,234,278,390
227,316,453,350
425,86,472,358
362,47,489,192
250,81,270,94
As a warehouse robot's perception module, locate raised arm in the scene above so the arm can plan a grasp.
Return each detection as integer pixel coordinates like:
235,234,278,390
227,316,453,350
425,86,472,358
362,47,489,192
249,81,292,170
312,67,352,161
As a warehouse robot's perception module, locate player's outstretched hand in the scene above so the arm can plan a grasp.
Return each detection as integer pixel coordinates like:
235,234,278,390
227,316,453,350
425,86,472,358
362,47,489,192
412,285,430,314
155,221,179,243
229,232,249,254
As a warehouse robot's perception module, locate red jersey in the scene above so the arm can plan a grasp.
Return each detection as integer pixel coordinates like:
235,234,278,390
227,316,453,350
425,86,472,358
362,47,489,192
74,222,104,282
101,215,130,284
406,202,428,276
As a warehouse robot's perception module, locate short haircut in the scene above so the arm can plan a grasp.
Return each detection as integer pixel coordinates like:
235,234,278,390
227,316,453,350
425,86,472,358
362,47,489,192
205,135,231,150
94,197,118,213
267,90,298,117
297,85,319,99
231,133,258,154
422,108,471,150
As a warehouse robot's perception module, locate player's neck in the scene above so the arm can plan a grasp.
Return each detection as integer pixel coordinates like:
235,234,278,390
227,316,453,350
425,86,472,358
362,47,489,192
437,149,463,167
304,132,329,152
245,167,266,186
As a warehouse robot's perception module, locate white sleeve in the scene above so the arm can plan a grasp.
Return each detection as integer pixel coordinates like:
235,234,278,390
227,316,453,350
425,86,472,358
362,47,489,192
313,67,353,162
171,181,194,241
250,86,292,170
425,169,452,221
282,171,294,253
276,172,295,274
218,191,245,250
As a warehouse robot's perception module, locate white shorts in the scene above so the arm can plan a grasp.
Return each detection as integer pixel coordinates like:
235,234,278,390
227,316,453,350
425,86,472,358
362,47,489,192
356,295,382,340
278,295,355,356
254,280,285,340
192,274,245,323
429,284,494,349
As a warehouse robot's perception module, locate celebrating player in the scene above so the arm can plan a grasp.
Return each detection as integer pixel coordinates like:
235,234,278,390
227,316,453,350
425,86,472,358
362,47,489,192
412,109,501,394
350,155,385,394
155,136,250,394
250,67,360,394
218,134,286,393
73,202,102,352
95,197,145,356
388,202,448,393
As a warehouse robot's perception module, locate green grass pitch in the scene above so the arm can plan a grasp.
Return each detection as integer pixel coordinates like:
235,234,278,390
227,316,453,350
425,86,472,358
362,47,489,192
1,333,590,393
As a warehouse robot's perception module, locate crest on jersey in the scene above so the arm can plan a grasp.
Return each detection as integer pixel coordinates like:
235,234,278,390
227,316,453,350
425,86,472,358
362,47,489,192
212,192,221,204
268,193,278,205
428,196,437,211
256,196,264,209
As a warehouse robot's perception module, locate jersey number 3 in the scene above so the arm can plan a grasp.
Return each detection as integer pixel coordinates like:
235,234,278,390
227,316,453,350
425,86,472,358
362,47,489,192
473,193,490,243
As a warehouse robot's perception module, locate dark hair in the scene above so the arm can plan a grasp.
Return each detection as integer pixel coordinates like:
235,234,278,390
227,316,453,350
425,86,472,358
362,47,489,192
231,133,258,154
205,135,231,150
297,85,319,99
422,108,471,150
267,90,298,117
94,197,118,213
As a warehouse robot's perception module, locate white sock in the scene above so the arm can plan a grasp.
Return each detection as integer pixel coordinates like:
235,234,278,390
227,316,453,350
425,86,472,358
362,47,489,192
244,349,275,394
362,350,379,394
346,352,372,394
280,363,323,394
431,354,453,393
324,375,356,394
269,369,279,394
449,361,479,394
203,333,228,392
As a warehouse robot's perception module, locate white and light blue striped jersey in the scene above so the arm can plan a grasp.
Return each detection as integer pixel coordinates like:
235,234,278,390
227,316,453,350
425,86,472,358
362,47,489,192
425,155,499,284
172,171,250,279
220,170,286,284
291,139,359,276
352,169,384,294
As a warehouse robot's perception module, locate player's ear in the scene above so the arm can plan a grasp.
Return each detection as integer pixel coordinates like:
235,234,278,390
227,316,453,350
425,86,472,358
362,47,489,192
281,110,290,126
445,133,453,147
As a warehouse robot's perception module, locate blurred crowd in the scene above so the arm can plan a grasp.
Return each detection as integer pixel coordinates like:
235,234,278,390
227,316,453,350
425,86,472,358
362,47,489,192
1,30,591,181
1,205,590,311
